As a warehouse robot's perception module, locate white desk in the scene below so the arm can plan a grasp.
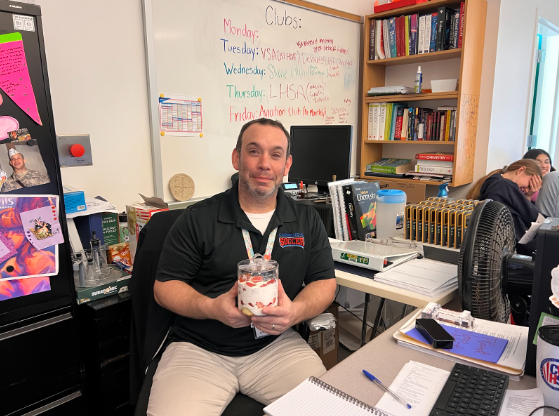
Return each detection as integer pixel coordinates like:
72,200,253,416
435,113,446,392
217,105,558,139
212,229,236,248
320,304,551,414
335,268,458,345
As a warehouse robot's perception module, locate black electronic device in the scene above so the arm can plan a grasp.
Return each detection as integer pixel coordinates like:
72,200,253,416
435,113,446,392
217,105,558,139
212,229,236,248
525,218,559,376
415,318,454,349
288,125,352,195
429,363,509,416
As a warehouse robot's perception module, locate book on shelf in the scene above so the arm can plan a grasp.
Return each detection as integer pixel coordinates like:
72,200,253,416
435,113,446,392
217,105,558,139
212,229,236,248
404,171,452,181
415,152,454,161
458,2,465,48
368,2,464,61
378,103,387,140
376,19,385,59
415,165,454,175
366,158,414,174
429,12,438,52
414,158,453,167
369,19,375,60
382,19,392,58
410,14,418,55
388,17,397,58
367,103,374,140
418,14,425,55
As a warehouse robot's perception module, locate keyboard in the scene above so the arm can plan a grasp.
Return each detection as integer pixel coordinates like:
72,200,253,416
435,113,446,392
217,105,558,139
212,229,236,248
429,363,509,416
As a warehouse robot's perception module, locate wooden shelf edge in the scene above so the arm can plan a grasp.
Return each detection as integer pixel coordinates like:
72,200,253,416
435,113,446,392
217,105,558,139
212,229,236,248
360,175,448,186
364,92,458,103
367,49,462,66
364,140,455,145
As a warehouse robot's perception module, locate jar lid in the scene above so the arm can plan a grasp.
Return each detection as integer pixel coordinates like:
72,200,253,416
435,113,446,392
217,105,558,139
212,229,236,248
238,253,278,272
539,325,559,346
377,189,406,203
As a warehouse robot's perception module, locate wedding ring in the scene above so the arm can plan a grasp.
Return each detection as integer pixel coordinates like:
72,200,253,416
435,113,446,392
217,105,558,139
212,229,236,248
272,324,275,330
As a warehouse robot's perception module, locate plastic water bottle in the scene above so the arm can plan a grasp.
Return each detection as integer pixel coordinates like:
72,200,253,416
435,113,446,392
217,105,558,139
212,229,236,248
375,189,407,240
414,66,422,93
438,183,449,198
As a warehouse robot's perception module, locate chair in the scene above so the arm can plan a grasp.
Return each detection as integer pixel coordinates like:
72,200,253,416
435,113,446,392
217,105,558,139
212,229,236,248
129,209,265,415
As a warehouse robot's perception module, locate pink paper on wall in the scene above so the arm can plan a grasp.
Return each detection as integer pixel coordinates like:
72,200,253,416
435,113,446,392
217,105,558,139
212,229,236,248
0,33,41,125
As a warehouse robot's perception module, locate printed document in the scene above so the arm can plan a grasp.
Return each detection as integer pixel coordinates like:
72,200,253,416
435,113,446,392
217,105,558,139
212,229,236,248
375,361,449,416
498,388,543,416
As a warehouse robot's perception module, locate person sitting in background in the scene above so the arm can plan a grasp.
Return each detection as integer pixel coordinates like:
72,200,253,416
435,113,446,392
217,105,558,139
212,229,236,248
522,148,555,202
467,159,542,255
536,171,559,217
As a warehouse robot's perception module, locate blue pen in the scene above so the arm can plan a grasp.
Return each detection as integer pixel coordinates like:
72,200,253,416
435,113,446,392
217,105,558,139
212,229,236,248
363,369,412,409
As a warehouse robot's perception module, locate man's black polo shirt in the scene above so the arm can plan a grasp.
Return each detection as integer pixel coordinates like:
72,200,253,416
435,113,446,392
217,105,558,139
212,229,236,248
156,184,335,356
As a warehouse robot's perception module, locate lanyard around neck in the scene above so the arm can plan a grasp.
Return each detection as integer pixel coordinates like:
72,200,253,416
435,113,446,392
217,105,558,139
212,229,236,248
242,227,277,260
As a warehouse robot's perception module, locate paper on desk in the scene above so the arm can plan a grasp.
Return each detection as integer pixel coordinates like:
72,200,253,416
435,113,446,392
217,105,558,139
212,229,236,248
405,324,508,363
397,309,529,372
498,388,544,416
66,196,117,218
374,360,449,416
374,259,457,296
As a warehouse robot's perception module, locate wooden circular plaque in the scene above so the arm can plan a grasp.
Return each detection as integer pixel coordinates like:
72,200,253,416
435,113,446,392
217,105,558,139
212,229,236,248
169,173,195,201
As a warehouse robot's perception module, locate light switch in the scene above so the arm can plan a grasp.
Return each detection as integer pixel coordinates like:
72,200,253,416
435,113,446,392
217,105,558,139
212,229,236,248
57,135,92,167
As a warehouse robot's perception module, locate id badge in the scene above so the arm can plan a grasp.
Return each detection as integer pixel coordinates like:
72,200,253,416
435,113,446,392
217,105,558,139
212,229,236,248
251,323,270,339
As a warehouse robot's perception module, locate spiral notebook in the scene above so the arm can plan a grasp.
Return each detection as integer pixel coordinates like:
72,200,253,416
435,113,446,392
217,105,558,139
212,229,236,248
263,376,389,416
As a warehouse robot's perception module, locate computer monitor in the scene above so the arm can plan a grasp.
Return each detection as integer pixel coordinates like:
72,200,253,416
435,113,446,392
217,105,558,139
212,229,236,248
525,218,559,376
288,125,352,195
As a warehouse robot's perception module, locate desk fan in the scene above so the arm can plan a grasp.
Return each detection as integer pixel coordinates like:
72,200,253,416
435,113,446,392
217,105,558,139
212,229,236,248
458,200,535,324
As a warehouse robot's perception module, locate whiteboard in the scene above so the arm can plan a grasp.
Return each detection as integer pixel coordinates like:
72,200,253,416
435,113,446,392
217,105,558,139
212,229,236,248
145,0,361,201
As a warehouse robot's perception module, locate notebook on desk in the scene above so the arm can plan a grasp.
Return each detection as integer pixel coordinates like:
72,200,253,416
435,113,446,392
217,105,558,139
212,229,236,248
263,376,389,416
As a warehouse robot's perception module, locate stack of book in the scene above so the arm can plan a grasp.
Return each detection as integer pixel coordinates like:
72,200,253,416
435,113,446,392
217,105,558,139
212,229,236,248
367,104,457,141
365,158,414,179
368,3,465,60
327,179,380,241
405,152,454,181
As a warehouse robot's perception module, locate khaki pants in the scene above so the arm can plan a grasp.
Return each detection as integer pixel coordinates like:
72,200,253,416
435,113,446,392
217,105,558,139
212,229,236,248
147,329,326,416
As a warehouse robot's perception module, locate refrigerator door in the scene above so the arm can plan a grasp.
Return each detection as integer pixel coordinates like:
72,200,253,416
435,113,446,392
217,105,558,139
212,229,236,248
0,2,75,326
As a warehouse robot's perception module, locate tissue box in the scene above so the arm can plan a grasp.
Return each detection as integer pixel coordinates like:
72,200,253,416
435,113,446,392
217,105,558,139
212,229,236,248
63,186,86,214
126,203,168,263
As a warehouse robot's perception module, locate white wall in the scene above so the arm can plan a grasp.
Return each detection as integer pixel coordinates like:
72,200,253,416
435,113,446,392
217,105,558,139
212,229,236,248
32,0,538,209
36,0,154,211
487,0,559,172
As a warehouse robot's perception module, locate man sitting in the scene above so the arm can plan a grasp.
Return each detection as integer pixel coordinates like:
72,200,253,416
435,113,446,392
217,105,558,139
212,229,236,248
149,118,337,415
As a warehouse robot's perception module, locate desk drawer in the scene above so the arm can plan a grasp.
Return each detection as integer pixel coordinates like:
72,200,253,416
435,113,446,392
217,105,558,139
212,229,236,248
95,308,131,362
0,314,81,415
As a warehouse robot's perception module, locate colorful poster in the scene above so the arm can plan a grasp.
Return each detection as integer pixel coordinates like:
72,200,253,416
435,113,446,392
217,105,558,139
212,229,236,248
159,94,203,136
0,195,60,281
0,276,50,301
0,32,42,125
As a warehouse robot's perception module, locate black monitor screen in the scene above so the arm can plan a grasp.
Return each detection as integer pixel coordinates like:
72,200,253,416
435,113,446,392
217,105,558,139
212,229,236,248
288,125,352,190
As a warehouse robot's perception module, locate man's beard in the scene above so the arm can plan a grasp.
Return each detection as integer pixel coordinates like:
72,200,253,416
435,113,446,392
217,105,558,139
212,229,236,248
239,173,279,200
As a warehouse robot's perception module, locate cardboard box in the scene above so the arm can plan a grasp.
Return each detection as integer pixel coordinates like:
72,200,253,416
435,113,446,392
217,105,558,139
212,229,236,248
75,272,131,305
308,303,339,370
126,202,168,263
377,180,426,204
62,186,86,214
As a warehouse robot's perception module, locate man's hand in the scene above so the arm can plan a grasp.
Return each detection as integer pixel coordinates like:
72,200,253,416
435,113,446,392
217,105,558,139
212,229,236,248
207,282,251,328
251,280,299,335
524,175,542,198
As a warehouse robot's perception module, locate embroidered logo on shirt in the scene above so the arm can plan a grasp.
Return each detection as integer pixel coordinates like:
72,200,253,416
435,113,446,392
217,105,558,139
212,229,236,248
278,232,305,249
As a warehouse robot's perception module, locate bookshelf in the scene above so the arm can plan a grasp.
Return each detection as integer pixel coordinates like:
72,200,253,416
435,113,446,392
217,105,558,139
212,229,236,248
360,0,487,187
